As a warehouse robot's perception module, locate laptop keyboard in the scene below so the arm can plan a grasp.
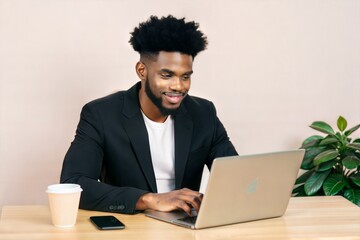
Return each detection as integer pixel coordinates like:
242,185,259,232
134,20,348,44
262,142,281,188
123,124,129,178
178,216,197,224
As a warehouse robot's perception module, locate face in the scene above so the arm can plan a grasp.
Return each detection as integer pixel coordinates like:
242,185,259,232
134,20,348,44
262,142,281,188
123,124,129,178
138,51,193,117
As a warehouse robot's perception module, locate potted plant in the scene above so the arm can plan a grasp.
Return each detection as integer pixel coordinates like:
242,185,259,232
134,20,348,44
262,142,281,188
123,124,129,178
293,116,360,206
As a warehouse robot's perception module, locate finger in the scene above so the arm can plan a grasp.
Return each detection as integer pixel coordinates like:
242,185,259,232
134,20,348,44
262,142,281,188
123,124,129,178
184,196,202,213
179,188,203,199
175,200,193,216
177,191,203,212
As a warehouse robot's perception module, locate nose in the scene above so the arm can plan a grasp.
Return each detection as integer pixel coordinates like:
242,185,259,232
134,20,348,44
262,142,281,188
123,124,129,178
169,77,183,91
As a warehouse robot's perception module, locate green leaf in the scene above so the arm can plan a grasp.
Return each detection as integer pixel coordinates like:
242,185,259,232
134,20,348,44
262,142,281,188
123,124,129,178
313,149,339,166
319,136,339,146
350,172,360,187
344,189,360,206
323,174,346,196
342,156,360,170
295,169,315,185
301,146,327,170
301,135,323,148
354,138,360,143
344,124,360,136
337,116,347,132
292,184,306,196
317,159,336,172
334,132,343,142
304,170,331,196
310,121,335,135
347,143,360,151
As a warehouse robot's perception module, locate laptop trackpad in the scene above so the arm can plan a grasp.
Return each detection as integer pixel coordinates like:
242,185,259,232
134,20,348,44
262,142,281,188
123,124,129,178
145,209,198,222
145,209,189,221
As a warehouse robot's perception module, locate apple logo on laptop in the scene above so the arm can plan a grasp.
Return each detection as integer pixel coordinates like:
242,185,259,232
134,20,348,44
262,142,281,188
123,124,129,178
246,178,258,194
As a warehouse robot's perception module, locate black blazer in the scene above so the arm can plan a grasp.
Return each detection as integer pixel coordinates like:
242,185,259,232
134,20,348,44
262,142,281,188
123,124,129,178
60,82,237,214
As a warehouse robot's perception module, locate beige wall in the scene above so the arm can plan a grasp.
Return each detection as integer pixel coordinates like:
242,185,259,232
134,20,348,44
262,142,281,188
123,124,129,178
0,0,359,209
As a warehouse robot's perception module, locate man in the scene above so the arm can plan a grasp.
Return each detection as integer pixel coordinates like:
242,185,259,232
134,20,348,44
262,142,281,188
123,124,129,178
60,15,237,216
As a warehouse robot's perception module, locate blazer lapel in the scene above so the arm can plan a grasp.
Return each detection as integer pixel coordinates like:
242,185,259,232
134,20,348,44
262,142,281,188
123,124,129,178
122,83,157,193
174,106,193,189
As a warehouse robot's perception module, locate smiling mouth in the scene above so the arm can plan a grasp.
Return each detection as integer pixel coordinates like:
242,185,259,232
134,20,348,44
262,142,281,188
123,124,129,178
163,92,186,97
162,92,187,104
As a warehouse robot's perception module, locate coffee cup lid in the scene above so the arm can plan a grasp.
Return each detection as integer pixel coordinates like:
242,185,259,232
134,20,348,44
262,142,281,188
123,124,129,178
46,184,83,194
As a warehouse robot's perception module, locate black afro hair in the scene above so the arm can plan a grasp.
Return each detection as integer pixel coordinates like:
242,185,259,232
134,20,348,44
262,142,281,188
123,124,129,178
129,15,208,58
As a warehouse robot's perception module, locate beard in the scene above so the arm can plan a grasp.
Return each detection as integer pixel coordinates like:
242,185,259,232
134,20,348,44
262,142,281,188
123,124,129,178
145,79,183,116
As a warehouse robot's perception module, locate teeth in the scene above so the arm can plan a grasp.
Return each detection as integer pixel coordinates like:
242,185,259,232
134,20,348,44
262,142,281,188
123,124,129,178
164,92,184,97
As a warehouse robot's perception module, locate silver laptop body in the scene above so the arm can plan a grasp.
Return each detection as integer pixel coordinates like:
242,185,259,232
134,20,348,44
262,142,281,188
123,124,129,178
145,149,305,229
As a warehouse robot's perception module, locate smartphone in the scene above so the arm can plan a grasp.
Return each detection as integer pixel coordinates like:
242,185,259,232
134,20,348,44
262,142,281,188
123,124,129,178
90,216,125,230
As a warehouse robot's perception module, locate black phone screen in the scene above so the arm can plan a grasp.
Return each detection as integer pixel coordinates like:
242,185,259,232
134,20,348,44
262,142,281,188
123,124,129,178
90,216,125,230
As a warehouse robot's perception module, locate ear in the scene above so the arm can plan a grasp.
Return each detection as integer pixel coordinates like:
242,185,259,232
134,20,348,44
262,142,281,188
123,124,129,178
135,61,147,80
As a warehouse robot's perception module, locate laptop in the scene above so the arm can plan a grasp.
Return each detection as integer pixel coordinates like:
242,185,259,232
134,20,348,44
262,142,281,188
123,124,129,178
145,149,305,229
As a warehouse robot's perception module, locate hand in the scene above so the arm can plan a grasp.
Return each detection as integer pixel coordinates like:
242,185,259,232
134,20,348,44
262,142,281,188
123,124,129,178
136,188,203,216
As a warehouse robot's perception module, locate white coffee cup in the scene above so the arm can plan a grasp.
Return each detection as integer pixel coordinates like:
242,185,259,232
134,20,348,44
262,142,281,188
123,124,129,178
46,183,83,227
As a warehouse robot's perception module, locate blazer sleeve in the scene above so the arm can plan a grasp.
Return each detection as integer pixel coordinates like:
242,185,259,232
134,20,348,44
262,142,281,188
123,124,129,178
207,102,238,168
60,103,148,214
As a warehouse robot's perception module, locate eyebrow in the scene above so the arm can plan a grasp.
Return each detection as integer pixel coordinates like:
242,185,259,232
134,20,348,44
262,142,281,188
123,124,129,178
159,69,194,76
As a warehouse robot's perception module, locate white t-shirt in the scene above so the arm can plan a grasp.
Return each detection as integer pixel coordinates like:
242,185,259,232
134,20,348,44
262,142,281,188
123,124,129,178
142,112,175,193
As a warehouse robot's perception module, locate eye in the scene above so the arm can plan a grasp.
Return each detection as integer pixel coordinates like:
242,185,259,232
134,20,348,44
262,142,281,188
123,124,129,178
181,75,191,81
160,73,172,79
